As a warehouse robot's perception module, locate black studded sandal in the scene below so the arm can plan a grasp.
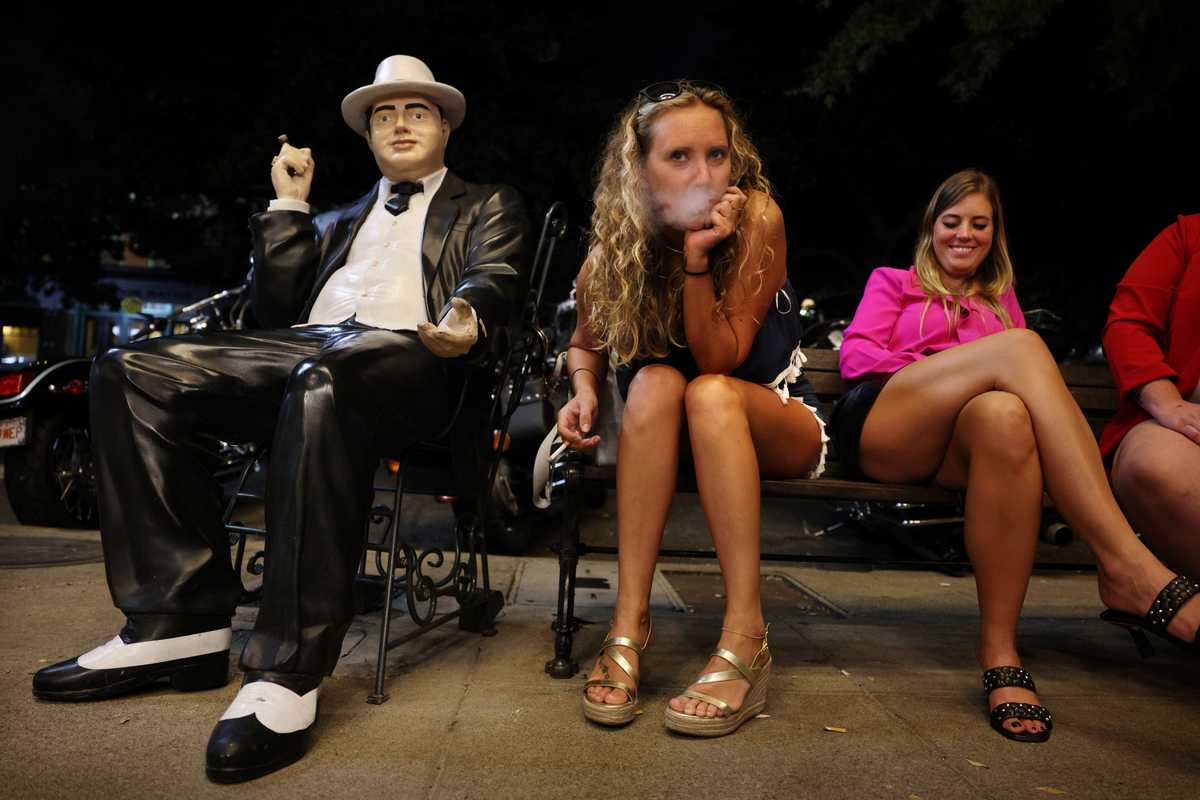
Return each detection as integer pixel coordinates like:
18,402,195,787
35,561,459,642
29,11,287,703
982,666,1053,744
1100,575,1200,658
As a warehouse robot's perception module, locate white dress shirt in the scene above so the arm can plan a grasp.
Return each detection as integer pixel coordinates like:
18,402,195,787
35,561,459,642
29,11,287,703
278,167,447,330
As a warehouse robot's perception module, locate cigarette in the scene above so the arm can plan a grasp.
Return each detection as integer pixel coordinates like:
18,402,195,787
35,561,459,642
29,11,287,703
276,135,297,177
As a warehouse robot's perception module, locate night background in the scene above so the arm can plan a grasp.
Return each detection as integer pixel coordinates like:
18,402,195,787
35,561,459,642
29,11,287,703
6,0,1199,359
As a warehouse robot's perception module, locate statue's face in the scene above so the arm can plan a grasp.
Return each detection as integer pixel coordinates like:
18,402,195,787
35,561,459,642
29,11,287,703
366,93,450,180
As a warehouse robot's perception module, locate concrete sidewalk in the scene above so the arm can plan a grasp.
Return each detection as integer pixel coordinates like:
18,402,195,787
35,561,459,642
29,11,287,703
2,524,1197,800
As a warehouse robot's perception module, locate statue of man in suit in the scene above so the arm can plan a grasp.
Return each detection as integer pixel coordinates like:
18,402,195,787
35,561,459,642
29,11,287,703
33,55,530,783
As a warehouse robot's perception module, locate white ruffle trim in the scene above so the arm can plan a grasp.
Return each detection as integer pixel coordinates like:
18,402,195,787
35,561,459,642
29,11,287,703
765,343,808,406
795,400,830,479
763,343,828,479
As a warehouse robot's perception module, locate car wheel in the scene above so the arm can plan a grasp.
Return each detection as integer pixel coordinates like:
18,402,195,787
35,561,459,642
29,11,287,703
4,412,98,529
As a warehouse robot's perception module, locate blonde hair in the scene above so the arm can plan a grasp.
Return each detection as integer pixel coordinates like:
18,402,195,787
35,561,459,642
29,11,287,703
583,83,775,365
914,169,1016,334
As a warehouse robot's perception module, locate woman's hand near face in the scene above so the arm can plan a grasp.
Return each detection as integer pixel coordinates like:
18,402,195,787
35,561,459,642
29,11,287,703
681,191,786,374
683,186,748,262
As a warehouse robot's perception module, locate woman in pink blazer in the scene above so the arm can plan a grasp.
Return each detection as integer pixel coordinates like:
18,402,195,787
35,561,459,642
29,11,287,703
833,170,1199,744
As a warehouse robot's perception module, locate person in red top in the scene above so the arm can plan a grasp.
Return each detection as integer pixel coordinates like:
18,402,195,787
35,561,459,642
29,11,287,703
1102,214,1200,579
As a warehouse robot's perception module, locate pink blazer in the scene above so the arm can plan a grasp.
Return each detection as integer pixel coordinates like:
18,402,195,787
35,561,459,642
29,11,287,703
840,266,1026,382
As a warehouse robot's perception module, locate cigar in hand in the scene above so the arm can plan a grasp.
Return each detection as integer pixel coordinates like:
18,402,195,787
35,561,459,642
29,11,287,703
278,134,298,178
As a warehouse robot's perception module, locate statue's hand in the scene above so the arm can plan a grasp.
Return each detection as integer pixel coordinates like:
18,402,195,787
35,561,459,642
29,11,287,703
417,297,479,358
271,140,315,202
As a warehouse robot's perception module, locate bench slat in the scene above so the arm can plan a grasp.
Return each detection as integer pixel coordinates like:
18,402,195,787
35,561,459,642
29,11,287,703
581,465,962,506
1057,363,1117,388
1070,386,1120,413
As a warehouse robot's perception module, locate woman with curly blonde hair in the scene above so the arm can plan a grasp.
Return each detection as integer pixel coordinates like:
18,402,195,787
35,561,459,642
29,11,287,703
558,81,827,737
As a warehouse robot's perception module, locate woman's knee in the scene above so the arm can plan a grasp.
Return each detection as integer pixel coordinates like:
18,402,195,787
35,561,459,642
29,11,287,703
683,373,744,428
623,365,687,431
958,391,1036,463
1113,430,1197,508
993,327,1054,367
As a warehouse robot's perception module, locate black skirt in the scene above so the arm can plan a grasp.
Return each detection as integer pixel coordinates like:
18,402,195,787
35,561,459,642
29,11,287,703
827,376,890,479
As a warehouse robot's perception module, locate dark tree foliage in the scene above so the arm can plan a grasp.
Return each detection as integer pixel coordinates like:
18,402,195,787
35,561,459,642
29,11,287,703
8,0,1199,352
789,0,1200,343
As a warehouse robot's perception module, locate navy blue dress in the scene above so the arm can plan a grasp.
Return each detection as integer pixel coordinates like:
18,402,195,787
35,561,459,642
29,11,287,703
613,279,827,477
616,279,819,407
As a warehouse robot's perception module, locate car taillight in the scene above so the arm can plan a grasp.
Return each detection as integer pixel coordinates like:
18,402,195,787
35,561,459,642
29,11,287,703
0,371,34,398
63,379,87,395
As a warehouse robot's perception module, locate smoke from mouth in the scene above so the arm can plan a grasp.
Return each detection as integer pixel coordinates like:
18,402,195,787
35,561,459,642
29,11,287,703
655,185,722,230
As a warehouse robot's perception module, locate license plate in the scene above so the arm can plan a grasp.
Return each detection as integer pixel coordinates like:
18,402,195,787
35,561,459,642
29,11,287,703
0,416,28,447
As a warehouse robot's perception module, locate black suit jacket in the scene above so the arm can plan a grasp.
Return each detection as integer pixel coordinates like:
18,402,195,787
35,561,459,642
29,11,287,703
248,171,531,359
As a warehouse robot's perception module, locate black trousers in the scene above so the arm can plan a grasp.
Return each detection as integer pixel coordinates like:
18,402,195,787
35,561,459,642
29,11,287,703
90,324,463,676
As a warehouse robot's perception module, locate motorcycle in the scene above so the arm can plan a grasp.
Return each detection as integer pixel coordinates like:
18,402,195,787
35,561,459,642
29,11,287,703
1,285,250,528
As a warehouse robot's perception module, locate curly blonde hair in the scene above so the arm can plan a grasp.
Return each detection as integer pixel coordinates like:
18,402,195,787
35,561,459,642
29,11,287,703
914,169,1016,334
583,83,776,365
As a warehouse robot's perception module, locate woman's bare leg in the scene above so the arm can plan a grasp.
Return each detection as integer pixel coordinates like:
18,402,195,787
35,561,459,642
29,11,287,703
586,365,686,705
859,328,1200,640
1112,420,1200,578
933,391,1046,736
668,374,823,718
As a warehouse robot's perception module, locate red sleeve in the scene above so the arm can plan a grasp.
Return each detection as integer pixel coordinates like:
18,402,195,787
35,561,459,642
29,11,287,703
1102,217,1191,401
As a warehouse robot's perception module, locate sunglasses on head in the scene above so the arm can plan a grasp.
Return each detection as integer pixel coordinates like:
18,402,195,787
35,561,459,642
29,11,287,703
636,80,725,106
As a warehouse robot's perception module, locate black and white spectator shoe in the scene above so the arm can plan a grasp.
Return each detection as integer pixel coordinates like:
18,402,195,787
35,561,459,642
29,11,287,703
33,627,231,701
205,678,319,783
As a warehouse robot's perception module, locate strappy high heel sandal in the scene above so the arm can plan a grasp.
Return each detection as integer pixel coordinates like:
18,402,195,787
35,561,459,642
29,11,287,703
581,622,651,726
1100,575,1200,658
983,666,1053,744
663,625,771,738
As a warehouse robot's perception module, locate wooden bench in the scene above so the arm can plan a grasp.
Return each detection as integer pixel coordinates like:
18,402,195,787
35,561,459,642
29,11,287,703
542,347,1119,678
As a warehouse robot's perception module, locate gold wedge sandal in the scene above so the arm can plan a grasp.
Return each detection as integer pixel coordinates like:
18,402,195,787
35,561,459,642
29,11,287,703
664,626,771,738
581,622,651,726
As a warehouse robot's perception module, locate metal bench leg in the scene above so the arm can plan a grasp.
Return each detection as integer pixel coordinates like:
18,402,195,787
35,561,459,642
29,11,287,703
460,515,504,636
225,453,260,575
368,466,406,705
545,484,582,678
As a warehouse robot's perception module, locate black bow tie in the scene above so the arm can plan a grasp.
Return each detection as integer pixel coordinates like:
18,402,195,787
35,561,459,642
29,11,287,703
385,181,424,216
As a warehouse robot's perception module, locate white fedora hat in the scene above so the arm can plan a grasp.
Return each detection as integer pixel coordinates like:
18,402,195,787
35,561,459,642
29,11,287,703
341,55,466,136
